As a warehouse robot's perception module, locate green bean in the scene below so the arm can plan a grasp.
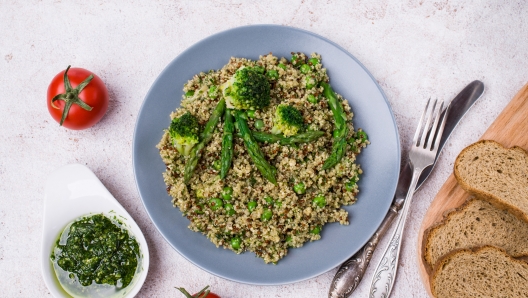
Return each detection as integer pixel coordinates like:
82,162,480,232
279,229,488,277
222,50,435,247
323,137,347,170
251,131,324,146
321,82,348,170
220,108,234,179
234,110,277,185
184,99,226,183
251,131,283,143
279,131,325,146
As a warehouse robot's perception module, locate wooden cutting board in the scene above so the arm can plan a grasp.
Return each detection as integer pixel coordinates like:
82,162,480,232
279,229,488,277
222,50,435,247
417,82,528,297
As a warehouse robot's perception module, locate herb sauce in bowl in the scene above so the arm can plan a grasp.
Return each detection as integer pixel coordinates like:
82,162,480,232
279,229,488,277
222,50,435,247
51,214,141,298
41,164,149,298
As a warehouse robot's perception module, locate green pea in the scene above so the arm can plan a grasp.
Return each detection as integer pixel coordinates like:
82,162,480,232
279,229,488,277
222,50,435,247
293,182,306,194
313,195,326,208
247,110,256,118
254,119,265,130
213,160,221,171
357,131,368,142
307,94,319,104
208,85,218,98
266,69,279,80
225,203,235,216
231,237,241,250
300,64,311,74
209,198,223,211
222,187,233,200
291,54,302,66
345,177,358,192
309,57,320,65
278,63,287,70
305,76,316,89
261,209,273,221
264,196,274,205
247,201,257,212
185,90,195,97
310,226,321,235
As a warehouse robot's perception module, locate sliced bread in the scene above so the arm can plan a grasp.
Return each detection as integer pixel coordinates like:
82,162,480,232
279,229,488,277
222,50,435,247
454,140,528,222
424,198,528,269
431,246,528,298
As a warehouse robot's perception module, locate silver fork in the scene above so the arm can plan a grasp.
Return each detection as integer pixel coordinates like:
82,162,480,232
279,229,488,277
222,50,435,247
368,98,448,298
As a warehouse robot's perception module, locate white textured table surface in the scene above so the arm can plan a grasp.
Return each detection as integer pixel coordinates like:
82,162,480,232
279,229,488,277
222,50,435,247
1,1,527,297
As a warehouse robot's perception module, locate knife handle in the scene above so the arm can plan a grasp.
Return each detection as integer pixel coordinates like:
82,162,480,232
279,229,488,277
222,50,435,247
328,203,400,298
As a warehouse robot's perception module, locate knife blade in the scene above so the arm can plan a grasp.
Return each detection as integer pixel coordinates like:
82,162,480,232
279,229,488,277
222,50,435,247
328,80,485,298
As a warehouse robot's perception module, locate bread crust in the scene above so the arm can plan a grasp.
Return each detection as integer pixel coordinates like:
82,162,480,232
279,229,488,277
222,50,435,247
423,196,528,273
430,245,528,298
453,139,528,223
422,197,475,271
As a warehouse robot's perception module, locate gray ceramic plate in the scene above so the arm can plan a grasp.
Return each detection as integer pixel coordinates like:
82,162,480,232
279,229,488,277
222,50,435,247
133,25,400,285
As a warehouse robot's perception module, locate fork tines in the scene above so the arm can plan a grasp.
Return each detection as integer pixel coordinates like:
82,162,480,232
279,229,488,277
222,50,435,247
413,98,448,151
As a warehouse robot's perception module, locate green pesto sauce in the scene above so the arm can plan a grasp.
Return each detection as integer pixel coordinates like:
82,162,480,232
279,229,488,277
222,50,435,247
50,214,141,298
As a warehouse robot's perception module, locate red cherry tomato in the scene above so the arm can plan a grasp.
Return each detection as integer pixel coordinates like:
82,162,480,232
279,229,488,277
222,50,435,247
47,66,109,130
194,292,220,298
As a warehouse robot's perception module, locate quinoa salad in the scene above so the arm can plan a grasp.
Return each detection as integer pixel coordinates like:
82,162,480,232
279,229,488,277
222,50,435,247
157,52,369,264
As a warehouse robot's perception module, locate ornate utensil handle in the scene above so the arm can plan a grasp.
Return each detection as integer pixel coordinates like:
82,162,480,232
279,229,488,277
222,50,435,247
328,204,400,298
368,168,422,298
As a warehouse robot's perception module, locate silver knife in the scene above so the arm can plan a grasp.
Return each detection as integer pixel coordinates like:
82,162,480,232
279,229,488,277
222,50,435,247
328,80,485,298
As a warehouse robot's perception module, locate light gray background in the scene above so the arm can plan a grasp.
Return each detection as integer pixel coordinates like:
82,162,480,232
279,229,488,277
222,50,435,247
1,1,527,297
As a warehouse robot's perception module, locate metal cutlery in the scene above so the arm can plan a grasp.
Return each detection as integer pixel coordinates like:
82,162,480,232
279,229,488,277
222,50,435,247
368,98,448,298
328,80,484,298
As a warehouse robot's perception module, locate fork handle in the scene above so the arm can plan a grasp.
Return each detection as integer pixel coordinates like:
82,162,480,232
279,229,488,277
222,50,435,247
368,167,422,298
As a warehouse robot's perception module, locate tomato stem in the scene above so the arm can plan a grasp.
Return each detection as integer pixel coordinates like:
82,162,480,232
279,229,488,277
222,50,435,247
175,285,211,298
50,65,94,126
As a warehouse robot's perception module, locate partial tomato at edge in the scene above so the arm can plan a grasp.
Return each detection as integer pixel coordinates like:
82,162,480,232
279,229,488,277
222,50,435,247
47,66,109,130
194,292,220,298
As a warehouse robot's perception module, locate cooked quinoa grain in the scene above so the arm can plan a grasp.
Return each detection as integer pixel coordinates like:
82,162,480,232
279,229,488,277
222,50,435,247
157,53,369,263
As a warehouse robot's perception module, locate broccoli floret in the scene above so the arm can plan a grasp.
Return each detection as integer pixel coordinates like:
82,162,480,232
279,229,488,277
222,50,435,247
271,104,304,137
169,112,200,155
221,66,271,110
